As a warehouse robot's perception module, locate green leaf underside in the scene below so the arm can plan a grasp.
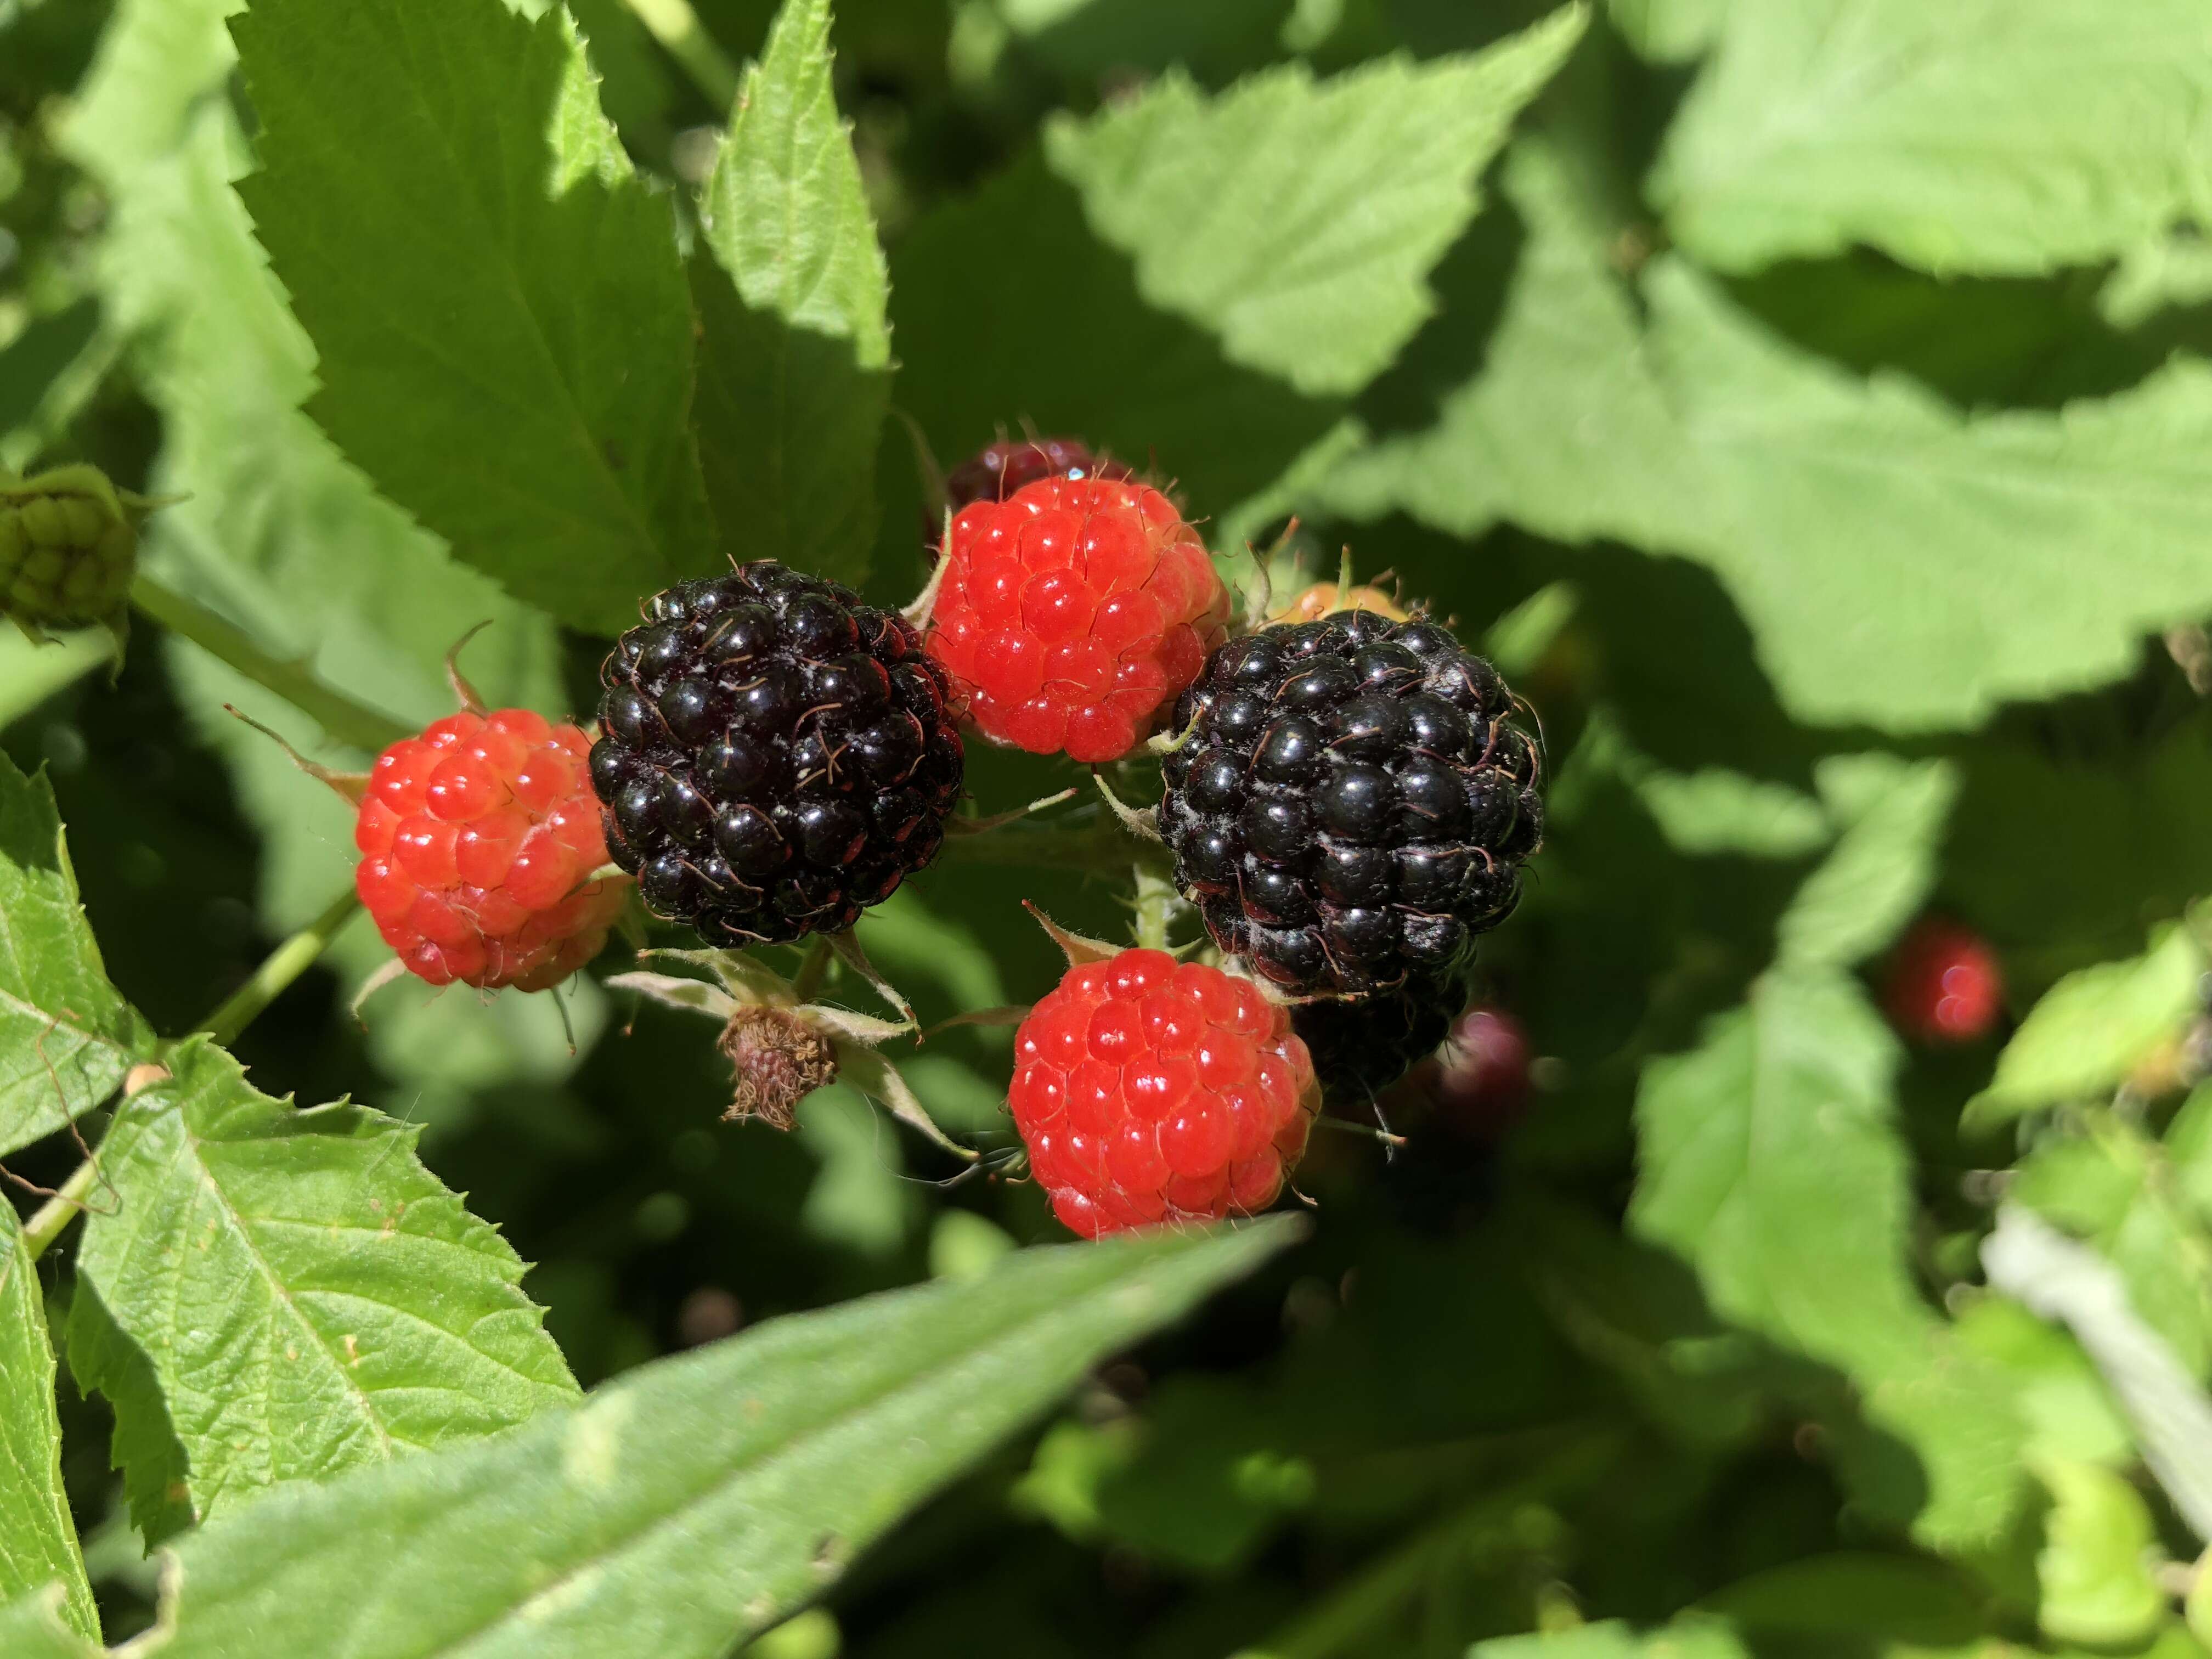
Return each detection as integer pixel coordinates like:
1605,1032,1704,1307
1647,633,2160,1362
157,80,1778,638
1971,926,2207,1125
1776,754,1956,970
1651,0,2212,277
72,1039,577,1527
1046,4,1587,398
0,1206,97,1643
155,1221,1297,1659
1320,137,2212,732
230,0,717,634
691,0,891,587
1632,967,2024,1546
0,1589,104,1659
0,749,154,1158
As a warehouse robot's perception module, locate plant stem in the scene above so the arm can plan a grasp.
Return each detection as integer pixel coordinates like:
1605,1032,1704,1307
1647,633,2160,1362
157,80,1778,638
1131,867,1182,951
20,885,365,1262
791,936,831,1003
20,1157,101,1263
622,0,742,111
200,887,364,1049
130,572,412,754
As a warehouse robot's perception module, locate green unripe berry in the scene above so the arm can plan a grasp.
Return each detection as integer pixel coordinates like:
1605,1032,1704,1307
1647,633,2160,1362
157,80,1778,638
0,465,141,633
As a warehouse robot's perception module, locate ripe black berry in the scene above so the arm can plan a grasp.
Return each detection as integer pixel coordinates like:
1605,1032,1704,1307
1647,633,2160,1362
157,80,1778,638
1295,972,1466,1111
1160,612,1542,995
922,436,1131,558
592,563,964,947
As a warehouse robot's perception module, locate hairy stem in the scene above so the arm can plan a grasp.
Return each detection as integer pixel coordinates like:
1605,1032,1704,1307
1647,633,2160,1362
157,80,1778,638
200,886,365,1049
622,0,741,111
131,572,412,754
22,885,364,1261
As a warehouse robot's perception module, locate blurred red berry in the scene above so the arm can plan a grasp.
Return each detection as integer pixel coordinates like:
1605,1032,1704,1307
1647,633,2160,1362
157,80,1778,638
1884,918,2004,1043
923,437,1131,558
1009,950,1319,1238
355,708,627,991
927,476,1231,765
1410,1006,1531,1145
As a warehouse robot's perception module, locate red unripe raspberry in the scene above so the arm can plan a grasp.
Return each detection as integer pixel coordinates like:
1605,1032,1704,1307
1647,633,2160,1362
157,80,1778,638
927,477,1231,765
1009,949,1319,1238
1884,918,2004,1044
923,437,1132,559
354,708,626,991
1410,1005,1531,1144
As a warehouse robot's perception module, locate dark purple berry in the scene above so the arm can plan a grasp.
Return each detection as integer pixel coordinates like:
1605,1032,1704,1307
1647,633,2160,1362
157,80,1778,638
595,562,964,946
1161,616,1542,996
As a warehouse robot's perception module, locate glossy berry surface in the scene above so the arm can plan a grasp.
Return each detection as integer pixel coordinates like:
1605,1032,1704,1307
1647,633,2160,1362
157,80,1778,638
355,708,624,990
1010,950,1319,1238
1413,1005,1532,1144
594,563,963,947
923,436,1130,558
1884,919,2004,1043
927,476,1231,765
1160,613,1543,996
1296,972,1465,1110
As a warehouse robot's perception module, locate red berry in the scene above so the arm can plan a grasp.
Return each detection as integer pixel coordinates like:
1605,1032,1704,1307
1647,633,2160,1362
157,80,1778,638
1411,1006,1531,1144
927,477,1231,765
356,708,627,991
923,437,1132,558
1884,918,2004,1044
1011,951,1319,1238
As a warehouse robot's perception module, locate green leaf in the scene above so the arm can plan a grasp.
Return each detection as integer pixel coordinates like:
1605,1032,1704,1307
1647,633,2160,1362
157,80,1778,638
0,1588,104,1659
2034,1459,2166,1649
1632,966,2025,1548
1649,0,2212,277
0,1205,97,1644
1043,4,1585,397
1632,766,1830,860
691,0,891,585
1970,926,2205,1127
1778,755,1956,970
71,1039,578,1527
1319,137,2212,732
1955,1297,2133,1469
151,1220,1297,1659
1698,1553,1985,1646
2013,1120,2212,1378
1474,1618,1748,1659
231,0,718,633
0,749,154,1158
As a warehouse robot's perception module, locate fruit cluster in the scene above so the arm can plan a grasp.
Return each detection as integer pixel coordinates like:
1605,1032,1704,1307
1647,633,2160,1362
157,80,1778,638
341,431,1544,1240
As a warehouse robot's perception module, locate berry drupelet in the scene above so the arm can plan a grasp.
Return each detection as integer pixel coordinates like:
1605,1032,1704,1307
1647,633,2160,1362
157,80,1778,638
1011,949,1320,1238
592,563,964,947
1160,612,1542,996
926,475,1231,765
1295,970,1467,1111
355,708,625,990
924,437,1130,558
1884,918,2004,1044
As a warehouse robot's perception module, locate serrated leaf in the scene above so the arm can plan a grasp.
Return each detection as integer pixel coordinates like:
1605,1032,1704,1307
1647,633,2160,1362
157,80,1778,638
0,1205,97,1644
1632,966,2025,1548
0,1587,104,1659
71,1039,578,1527
1043,4,1585,397
1971,926,2206,1126
888,148,1341,527
231,0,718,633
1319,137,2212,732
691,0,890,585
1649,0,2212,278
0,749,155,1158
1778,754,1956,970
151,1220,1296,1659
2035,1459,2166,1648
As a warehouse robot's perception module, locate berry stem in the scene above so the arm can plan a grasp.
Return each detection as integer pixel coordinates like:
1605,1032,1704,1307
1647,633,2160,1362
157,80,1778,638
200,887,365,1049
129,573,413,754
791,937,832,1004
1131,867,1181,952
620,0,741,110
20,1155,102,1263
